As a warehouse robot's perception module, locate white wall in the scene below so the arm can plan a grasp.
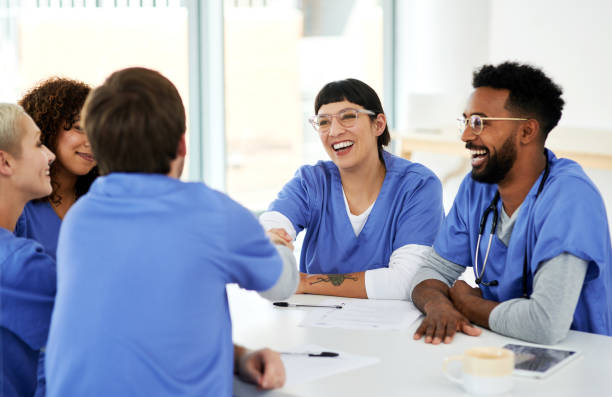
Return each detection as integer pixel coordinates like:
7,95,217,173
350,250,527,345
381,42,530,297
489,0,612,130
395,0,490,131
396,0,612,131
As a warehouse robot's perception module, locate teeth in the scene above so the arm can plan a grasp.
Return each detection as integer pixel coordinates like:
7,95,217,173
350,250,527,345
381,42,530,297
470,149,487,156
333,141,354,150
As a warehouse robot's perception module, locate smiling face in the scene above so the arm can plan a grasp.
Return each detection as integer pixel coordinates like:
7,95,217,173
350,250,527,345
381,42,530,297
54,117,96,176
12,114,56,200
462,87,521,184
317,100,384,171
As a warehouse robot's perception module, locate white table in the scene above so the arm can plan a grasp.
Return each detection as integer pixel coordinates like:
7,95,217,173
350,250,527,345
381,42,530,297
228,286,612,396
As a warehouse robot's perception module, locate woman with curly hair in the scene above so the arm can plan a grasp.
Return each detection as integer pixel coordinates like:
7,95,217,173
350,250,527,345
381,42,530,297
16,77,98,260
15,77,97,397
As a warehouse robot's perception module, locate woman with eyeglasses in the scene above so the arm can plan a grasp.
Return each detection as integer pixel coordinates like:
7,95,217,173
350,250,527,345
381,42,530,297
14,77,98,397
260,78,444,299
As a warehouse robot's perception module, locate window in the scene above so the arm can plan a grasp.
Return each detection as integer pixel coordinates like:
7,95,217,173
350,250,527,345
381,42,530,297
0,0,191,175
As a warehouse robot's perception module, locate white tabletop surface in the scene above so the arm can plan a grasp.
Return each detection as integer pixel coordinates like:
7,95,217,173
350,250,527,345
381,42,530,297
228,285,612,396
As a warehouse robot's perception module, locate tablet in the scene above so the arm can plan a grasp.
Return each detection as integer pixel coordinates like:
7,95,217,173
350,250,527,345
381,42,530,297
502,343,581,379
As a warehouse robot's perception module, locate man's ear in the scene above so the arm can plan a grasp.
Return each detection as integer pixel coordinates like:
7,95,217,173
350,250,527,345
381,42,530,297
0,150,15,177
176,134,187,157
519,118,541,144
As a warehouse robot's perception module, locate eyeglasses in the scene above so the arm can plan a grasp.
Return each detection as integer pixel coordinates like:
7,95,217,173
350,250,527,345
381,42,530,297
457,115,528,135
309,108,376,133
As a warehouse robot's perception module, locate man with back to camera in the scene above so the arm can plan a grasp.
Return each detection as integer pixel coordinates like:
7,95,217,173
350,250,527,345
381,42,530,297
44,67,299,396
411,61,611,345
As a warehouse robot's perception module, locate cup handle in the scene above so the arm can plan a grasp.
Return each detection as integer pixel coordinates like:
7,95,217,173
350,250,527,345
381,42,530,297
442,355,463,385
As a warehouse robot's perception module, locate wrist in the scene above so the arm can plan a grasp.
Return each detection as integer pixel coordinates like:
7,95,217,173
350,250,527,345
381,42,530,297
451,293,469,315
296,276,308,294
423,297,454,315
234,345,248,373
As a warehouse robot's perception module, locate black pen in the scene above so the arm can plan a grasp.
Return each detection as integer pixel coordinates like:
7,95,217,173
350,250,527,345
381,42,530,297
273,302,343,309
281,351,339,358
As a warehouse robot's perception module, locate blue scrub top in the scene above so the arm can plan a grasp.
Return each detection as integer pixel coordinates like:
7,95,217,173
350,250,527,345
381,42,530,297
0,228,56,396
15,200,61,397
434,149,612,335
45,173,283,397
269,150,444,274
15,201,62,261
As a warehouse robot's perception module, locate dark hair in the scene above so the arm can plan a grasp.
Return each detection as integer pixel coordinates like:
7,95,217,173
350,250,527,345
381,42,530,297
83,67,186,175
19,77,97,204
472,62,564,139
314,78,390,160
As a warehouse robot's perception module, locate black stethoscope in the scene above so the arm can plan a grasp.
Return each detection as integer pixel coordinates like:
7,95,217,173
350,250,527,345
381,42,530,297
473,159,550,298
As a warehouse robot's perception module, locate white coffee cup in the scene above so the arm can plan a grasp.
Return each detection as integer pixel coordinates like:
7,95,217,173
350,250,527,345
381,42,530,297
442,346,514,395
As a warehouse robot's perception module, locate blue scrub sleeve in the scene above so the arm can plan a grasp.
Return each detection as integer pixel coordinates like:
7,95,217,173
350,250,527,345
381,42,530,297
393,174,444,250
433,176,472,268
268,166,314,236
531,176,610,281
224,199,283,292
0,242,55,350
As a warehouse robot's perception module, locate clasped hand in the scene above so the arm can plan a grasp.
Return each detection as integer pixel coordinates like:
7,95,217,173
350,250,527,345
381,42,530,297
266,228,294,250
413,281,483,344
449,280,482,315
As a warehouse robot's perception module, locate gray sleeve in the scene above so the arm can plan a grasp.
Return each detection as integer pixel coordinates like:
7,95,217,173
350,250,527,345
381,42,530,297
258,245,299,301
409,249,465,298
489,253,588,345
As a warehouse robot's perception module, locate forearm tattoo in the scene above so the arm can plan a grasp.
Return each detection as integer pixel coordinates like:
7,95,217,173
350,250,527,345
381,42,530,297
310,274,358,287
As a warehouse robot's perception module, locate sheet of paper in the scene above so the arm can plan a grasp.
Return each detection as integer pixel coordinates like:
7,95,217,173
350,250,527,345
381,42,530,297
299,298,422,330
281,344,379,387
232,344,379,395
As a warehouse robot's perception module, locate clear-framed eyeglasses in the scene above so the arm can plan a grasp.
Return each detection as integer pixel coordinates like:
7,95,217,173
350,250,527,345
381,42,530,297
309,108,376,133
457,115,528,135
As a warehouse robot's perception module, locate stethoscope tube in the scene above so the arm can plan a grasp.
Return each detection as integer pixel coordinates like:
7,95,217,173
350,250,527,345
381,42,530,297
473,158,550,295
474,191,500,287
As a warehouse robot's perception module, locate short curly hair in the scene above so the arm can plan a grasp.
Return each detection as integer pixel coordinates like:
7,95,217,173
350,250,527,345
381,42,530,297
472,62,564,139
19,77,98,204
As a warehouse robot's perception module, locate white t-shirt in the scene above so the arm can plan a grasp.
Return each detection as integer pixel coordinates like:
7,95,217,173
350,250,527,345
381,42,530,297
260,189,431,300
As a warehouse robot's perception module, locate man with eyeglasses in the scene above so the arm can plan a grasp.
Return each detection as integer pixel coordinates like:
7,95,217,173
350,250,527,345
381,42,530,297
410,61,611,345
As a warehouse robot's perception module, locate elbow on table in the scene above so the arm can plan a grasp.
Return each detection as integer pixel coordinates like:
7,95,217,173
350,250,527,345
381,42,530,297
511,297,574,345
258,275,297,301
522,325,570,346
